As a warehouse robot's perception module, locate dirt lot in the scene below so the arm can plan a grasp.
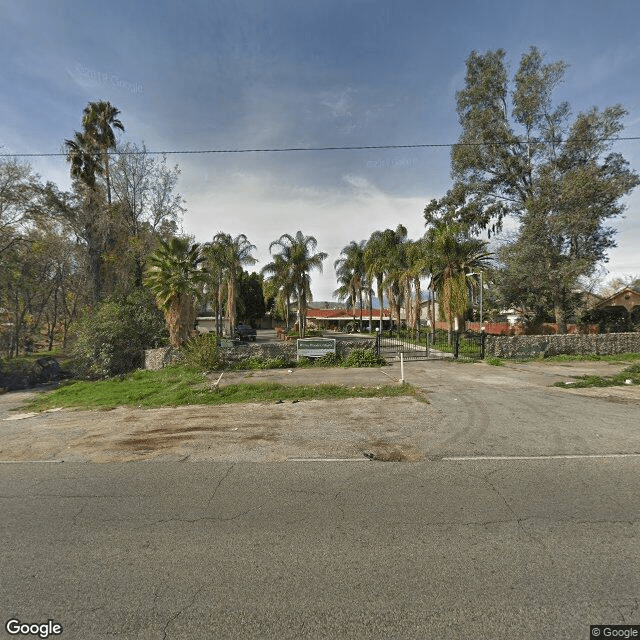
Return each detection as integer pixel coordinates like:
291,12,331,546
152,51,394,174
1,360,639,462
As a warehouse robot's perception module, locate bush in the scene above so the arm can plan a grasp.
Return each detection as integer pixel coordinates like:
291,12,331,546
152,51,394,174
314,352,340,366
181,333,221,370
71,290,168,378
342,348,386,368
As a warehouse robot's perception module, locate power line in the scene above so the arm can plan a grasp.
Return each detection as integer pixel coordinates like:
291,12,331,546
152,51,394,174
2,137,640,158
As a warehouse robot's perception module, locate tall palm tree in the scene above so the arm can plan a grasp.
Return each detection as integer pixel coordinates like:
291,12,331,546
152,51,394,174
202,239,226,335
367,225,408,331
428,223,493,337
403,238,432,339
261,253,295,331
364,231,387,333
144,238,206,347
81,101,124,205
209,233,257,337
64,101,124,302
268,231,327,338
334,240,366,331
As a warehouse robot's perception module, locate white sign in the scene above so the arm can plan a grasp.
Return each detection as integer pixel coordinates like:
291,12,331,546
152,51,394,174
296,338,336,358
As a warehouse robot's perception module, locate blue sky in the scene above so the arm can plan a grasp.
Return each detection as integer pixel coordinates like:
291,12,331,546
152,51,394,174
2,0,640,300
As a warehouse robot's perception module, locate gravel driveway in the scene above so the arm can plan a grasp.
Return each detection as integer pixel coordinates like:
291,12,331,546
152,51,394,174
1,360,639,463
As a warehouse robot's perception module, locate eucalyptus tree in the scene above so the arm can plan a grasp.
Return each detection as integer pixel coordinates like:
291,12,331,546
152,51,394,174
0,158,42,256
110,142,184,287
144,238,206,347
425,47,638,332
268,231,327,338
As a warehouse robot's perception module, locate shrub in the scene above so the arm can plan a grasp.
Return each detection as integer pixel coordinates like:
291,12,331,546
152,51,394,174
314,352,340,366
181,333,221,370
71,290,168,378
342,348,386,368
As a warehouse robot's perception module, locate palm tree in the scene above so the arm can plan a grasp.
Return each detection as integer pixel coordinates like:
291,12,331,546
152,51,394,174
144,238,206,347
428,223,493,338
64,130,101,189
208,233,257,337
364,231,387,333
261,253,294,331
403,238,432,339
202,239,226,335
268,231,327,338
334,240,366,331
366,225,408,331
81,101,124,205
64,101,124,302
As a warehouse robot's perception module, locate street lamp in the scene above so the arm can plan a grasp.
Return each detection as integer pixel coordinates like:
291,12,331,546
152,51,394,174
468,271,483,327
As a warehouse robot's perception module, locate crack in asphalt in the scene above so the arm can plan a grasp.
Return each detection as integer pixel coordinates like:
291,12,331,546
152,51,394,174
162,584,207,640
206,463,235,507
482,470,548,548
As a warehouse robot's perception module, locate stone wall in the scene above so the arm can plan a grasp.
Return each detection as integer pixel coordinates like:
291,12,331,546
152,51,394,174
144,347,182,371
485,332,640,359
144,337,377,370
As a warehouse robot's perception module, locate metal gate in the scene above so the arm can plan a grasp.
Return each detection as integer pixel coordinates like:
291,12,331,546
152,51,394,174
375,329,485,362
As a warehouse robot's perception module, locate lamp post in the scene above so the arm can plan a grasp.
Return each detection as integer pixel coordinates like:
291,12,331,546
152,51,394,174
468,271,483,327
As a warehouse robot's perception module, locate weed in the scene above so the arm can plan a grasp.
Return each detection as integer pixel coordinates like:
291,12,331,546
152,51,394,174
553,363,640,388
485,357,504,366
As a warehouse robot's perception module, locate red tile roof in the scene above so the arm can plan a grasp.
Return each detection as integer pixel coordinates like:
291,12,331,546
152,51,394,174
306,308,390,319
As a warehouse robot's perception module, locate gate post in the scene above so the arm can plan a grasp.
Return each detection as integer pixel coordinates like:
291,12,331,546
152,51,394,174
480,329,486,359
375,332,380,356
454,331,460,359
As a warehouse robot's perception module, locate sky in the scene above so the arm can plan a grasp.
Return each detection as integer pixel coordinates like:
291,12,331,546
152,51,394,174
2,0,640,301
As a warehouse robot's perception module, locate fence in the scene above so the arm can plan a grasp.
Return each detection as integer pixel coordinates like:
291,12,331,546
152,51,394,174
375,329,486,361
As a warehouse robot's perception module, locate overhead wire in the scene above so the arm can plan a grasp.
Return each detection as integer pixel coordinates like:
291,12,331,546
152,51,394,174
2,137,640,158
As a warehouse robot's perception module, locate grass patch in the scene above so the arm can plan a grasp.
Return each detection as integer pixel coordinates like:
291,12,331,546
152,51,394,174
485,357,504,366
553,363,640,388
25,365,422,411
507,352,640,364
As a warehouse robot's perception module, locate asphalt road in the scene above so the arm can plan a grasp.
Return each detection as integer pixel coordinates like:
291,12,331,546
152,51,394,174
2,358,640,638
2,457,639,639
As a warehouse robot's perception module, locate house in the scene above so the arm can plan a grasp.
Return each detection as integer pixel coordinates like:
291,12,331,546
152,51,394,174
305,307,392,331
593,286,640,314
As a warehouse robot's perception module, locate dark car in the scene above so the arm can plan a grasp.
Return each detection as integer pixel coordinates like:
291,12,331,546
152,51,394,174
235,324,257,341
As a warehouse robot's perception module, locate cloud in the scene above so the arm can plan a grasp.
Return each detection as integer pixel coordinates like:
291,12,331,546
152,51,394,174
181,168,433,300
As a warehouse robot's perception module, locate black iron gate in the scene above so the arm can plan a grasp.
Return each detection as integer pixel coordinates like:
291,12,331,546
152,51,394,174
375,329,486,362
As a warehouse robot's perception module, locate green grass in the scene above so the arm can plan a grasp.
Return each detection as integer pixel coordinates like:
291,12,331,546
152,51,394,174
25,365,422,411
553,363,640,388
545,352,640,363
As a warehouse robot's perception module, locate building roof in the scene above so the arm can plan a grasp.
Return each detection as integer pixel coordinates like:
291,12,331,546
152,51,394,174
306,308,391,320
594,286,640,311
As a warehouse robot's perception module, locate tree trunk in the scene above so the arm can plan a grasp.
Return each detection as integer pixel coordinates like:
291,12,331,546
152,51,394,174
554,304,568,335
227,277,236,337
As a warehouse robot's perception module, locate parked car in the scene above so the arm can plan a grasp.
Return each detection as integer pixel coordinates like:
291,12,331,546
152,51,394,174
235,324,257,341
